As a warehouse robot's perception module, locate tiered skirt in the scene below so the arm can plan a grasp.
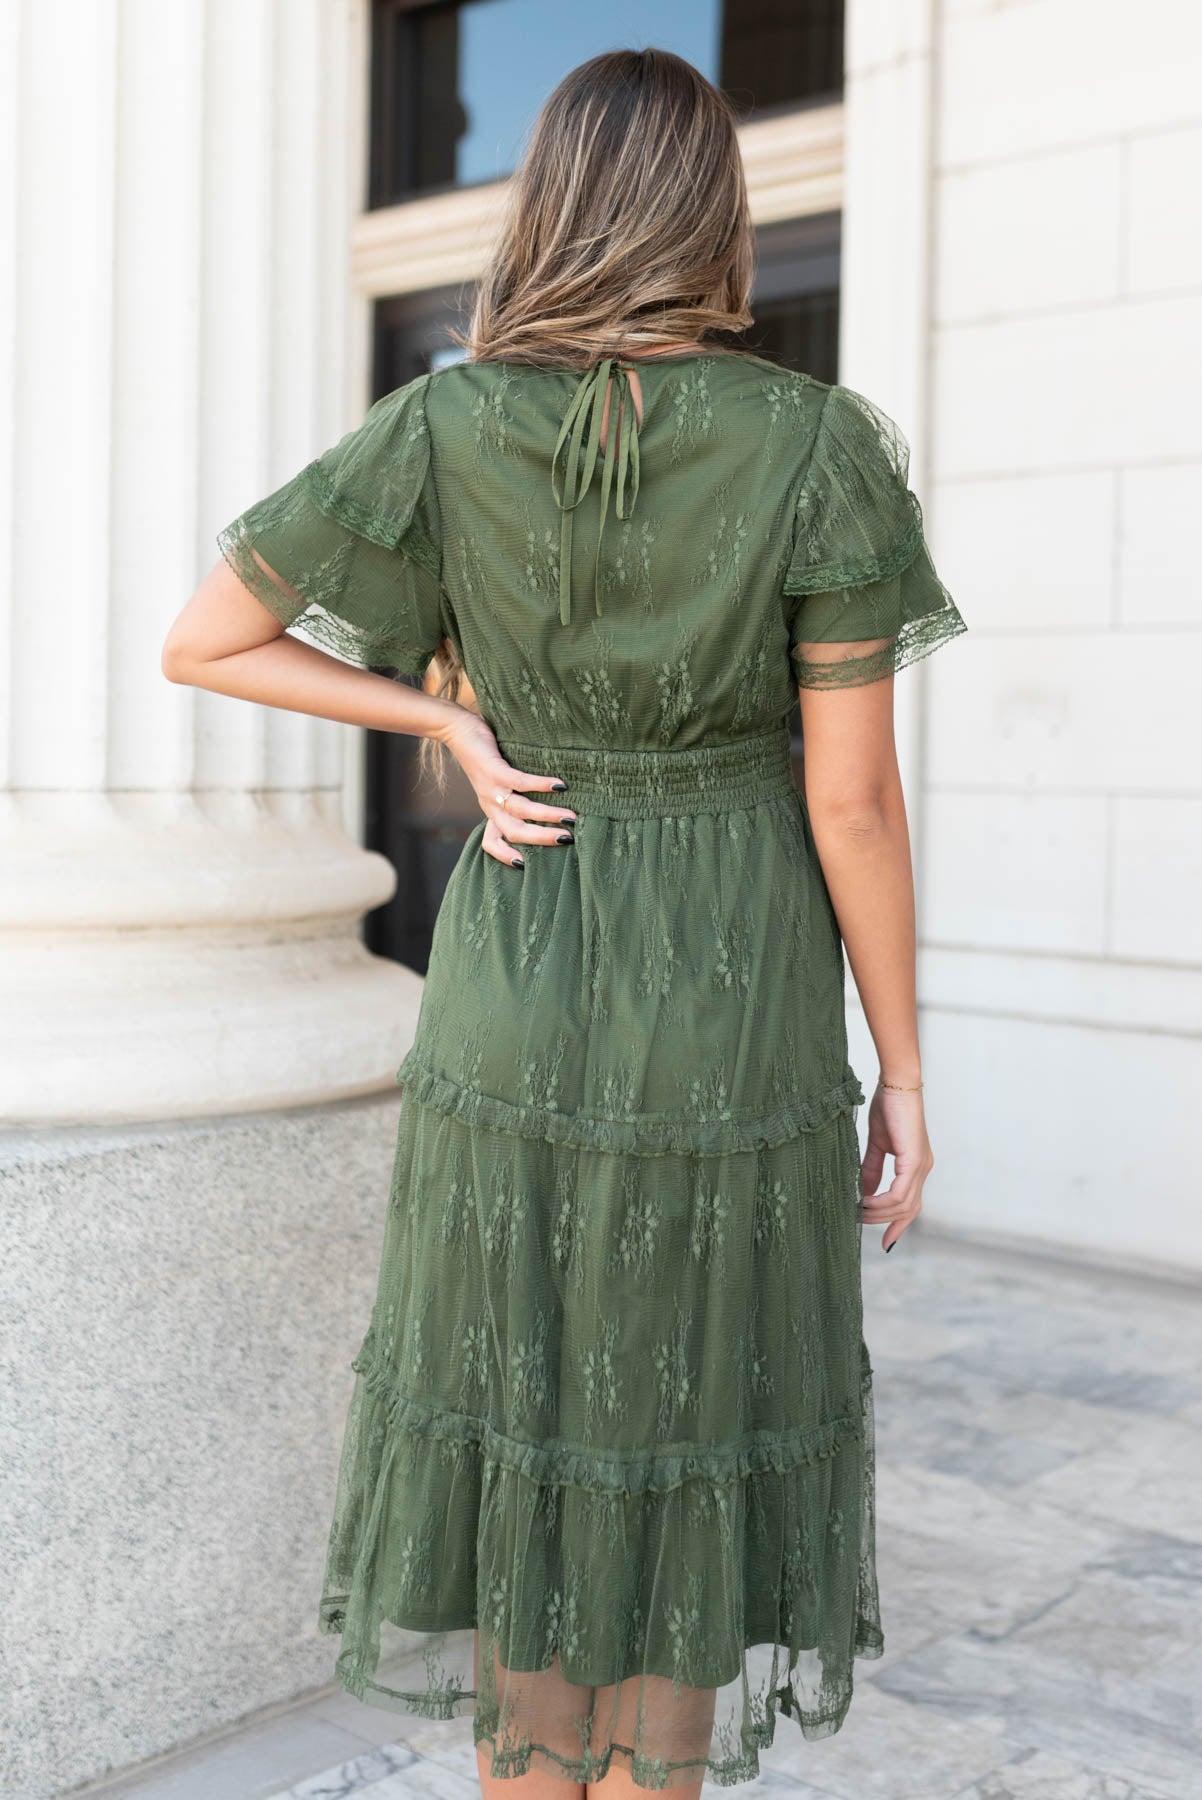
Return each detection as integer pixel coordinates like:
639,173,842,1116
318,725,882,1789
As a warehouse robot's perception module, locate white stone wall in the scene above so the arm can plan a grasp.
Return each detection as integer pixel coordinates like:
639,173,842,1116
843,0,1202,1275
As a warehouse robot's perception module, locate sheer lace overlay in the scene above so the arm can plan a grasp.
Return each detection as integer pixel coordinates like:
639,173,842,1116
217,373,446,675
214,353,963,1787
784,384,967,688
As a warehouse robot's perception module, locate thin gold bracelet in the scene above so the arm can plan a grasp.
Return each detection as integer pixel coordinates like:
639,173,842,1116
877,1076,924,1092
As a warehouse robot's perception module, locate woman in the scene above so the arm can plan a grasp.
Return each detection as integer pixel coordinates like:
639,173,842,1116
162,46,966,1797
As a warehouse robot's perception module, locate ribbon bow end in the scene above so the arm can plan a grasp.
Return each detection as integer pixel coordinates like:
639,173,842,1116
550,358,641,628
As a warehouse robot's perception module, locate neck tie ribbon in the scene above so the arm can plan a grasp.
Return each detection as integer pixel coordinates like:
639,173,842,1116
550,358,642,627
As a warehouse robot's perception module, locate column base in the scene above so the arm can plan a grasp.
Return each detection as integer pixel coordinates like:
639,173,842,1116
1,793,427,1124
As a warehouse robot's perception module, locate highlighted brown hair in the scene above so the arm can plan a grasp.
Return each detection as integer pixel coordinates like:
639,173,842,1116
455,47,755,368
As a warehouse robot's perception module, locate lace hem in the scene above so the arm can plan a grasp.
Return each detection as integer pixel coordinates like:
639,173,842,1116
315,1339,883,1786
326,1648,884,1783
395,1048,867,1156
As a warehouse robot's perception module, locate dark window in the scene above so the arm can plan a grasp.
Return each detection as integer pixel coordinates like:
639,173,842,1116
369,0,844,207
362,219,839,969
721,1,842,116
370,3,463,203
720,213,840,384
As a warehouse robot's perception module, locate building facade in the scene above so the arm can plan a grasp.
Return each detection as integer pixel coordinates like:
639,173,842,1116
2,2,1199,1794
847,0,1202,1279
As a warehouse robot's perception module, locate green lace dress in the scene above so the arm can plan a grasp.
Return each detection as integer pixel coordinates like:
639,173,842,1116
218,350,966,1789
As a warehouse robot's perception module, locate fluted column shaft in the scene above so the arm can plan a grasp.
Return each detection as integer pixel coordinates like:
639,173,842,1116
1,0,419,1124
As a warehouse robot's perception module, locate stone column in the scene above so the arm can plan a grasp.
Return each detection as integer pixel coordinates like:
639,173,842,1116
1,0,421,1127
4,9,432,1796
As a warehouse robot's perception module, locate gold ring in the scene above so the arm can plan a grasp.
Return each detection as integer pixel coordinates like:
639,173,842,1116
495,787,511,809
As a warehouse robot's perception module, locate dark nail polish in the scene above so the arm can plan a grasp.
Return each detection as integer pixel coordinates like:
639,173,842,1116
885,1241,894,1253
557,831,574,845
511,855,524,868
559,815,576,827
550,779,567,791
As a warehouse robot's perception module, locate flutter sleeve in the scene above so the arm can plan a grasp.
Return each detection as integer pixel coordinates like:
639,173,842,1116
216,371,448,677
784,383,967,688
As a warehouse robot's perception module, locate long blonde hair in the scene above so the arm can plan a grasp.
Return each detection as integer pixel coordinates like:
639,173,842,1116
419,47,756,780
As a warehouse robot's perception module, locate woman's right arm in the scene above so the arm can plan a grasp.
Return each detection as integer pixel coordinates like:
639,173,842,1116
161,556,576,868
796,642,934,1252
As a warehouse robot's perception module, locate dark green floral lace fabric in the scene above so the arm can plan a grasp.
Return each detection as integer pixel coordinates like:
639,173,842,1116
218,351,965,1788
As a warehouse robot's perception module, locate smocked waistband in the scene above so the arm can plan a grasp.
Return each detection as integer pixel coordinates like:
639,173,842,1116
495,726,797,818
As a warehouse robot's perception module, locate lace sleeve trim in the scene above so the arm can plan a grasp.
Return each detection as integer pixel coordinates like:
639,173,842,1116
790,600,968,690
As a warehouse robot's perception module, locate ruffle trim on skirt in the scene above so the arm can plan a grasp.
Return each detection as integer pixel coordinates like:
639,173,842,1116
318,1342,883,1787
396,1048,867,1157
349,1340,866,1497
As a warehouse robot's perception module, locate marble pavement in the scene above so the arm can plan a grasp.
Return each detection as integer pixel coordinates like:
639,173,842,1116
76,1228,1202,1800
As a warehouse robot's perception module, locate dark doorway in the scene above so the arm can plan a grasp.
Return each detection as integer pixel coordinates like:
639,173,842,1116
362,287,474,973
